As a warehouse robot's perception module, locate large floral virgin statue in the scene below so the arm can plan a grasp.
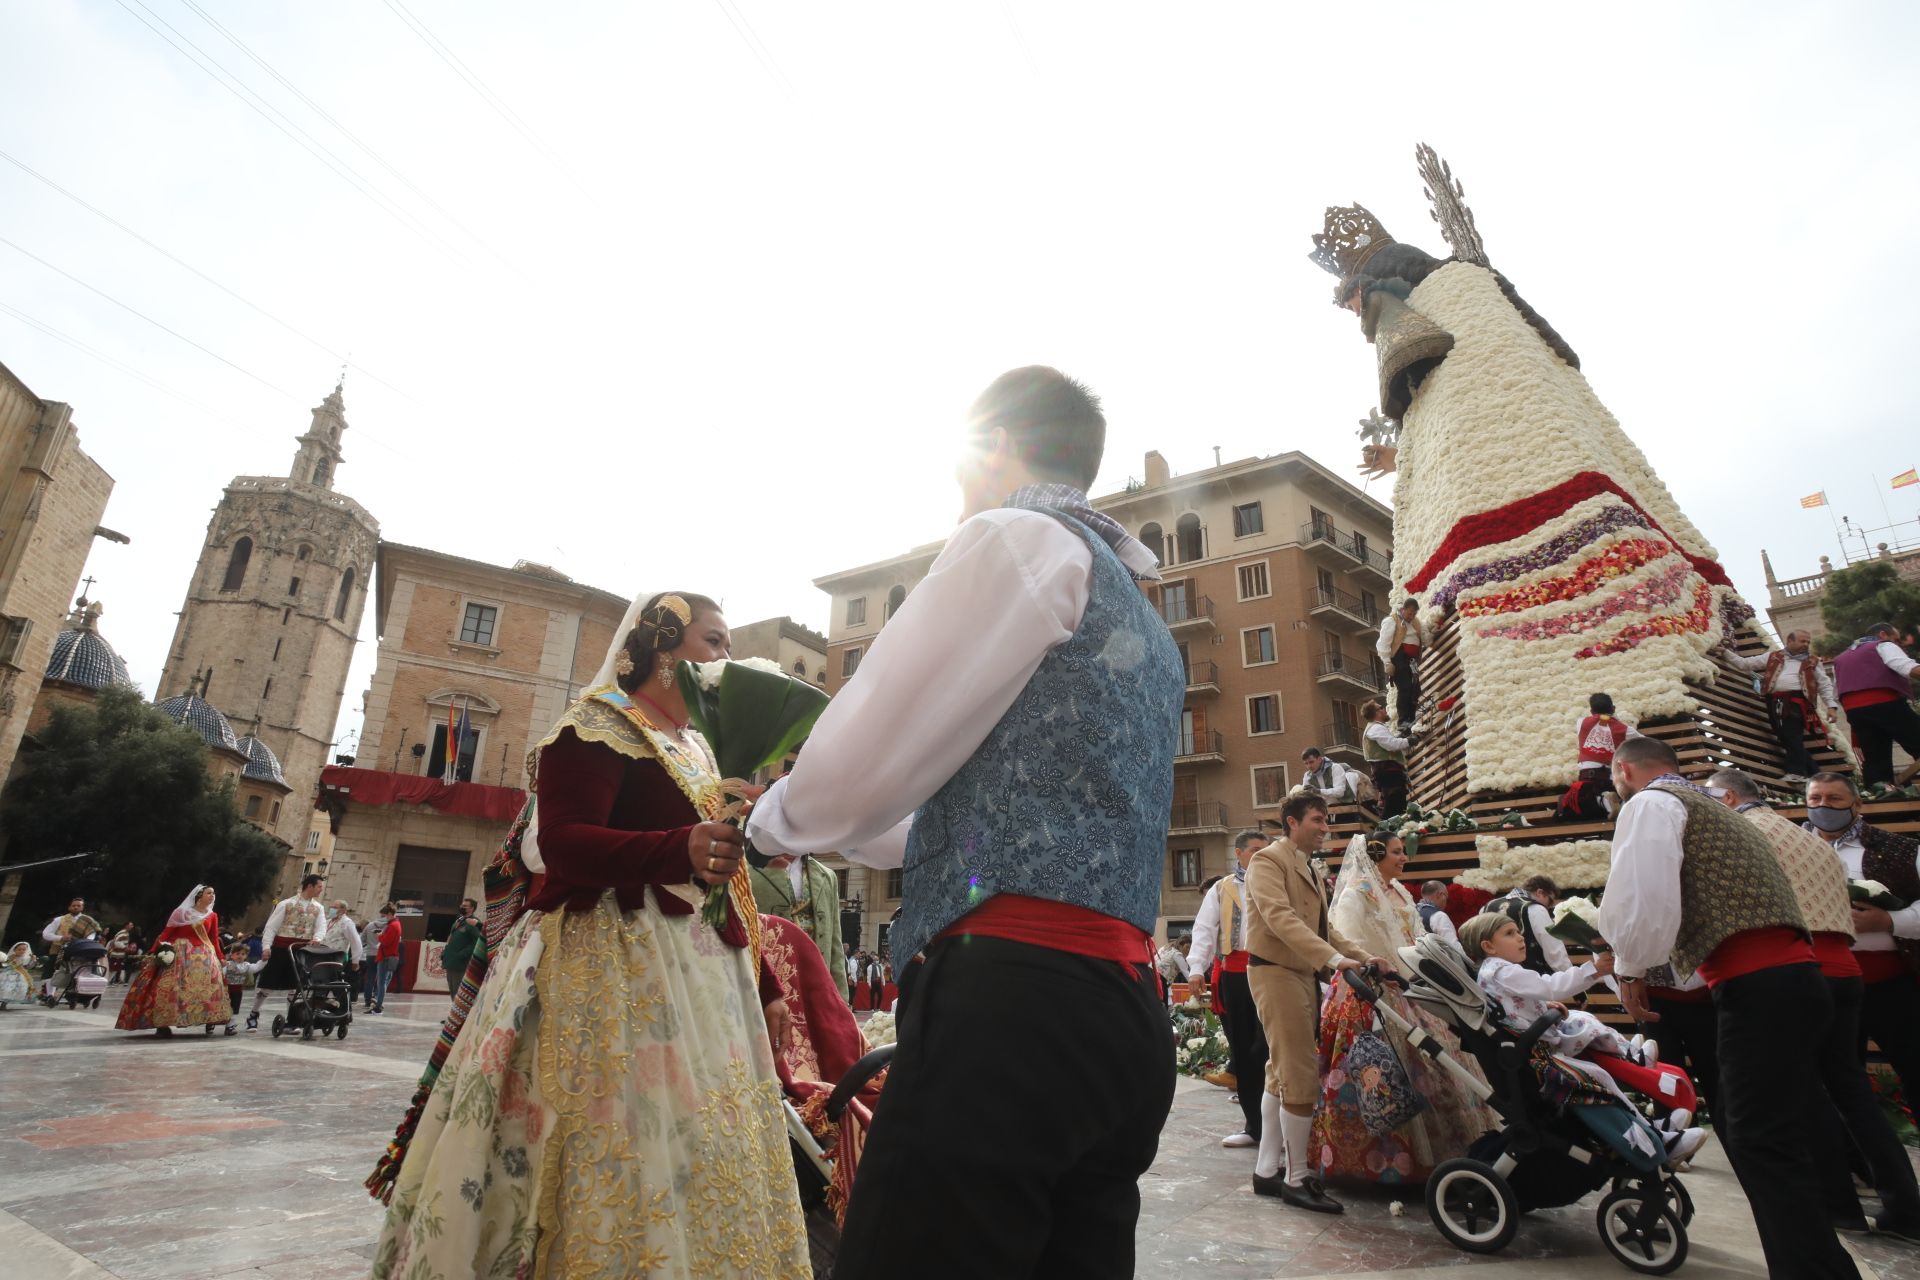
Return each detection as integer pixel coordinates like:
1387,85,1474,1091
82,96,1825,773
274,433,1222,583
1312,147,1755,796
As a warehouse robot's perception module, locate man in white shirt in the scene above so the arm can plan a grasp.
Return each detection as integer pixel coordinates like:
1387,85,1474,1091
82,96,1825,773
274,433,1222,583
1832,624,1920,785
1375,599,1425,729
1361,701,1412,817
1187,830,1273,1149
1298,747,1362,806
747,367,1184,1277
248,874,327,1030
1724,631,1839,780
1600,736,1853,1280
1496,878,1572,974
1415,880,1457,945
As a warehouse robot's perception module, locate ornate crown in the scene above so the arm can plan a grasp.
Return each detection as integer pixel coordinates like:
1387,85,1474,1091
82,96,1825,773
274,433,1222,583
1309,204,1395,279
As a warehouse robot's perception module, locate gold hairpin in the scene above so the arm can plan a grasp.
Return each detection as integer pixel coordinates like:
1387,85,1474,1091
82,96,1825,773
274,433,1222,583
656,594,693,626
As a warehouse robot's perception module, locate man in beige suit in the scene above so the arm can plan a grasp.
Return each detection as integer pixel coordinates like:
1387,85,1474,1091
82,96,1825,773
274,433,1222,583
1245,791,1382,1213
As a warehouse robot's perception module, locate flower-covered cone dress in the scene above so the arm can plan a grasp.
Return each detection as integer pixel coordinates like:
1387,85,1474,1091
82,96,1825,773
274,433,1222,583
371,687,807,1280
115,911,227,1030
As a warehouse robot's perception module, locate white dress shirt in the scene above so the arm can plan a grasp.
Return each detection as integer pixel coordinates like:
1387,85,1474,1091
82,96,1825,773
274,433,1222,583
1364,720,1411,756
314,914,365,962
1598,789,1691,981
1376,613,1423,662
1423,905,1459,945
749,508,1103,867
262,896,326,945
1502,890,1572,972
1728,648,1838,705
1187,876,1249,973
1872,641,1920,680
1828,830,1920,951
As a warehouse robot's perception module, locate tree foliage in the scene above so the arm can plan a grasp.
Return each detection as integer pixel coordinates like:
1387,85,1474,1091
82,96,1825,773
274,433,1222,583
1816,560,1920,656
1,687,284,945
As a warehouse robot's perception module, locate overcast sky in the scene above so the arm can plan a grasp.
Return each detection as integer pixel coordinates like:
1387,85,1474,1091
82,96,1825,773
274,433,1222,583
4,1,1918,755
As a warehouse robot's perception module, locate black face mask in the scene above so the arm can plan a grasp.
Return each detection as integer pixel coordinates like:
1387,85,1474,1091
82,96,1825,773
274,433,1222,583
1806,805,1856,834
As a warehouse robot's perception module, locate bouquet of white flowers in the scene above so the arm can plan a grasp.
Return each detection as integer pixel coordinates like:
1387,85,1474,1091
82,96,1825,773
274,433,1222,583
152,943,177,968
1547,895,1608,951
1850,880,1907,911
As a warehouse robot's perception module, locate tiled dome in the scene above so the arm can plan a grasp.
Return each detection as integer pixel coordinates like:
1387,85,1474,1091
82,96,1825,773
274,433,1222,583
43,620,134,691
236,734,287,785
156,694,241,753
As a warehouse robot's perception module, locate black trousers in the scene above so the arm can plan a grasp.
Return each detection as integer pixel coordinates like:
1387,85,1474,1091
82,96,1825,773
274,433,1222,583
1714,963,1859,1279
1859,973,1920,1105
1769,693,1816,776
1814,975,1920,1221
1217,967,1268,1138
1391,650,1419,725
1850,699,1920,786
1372,760,1408,819
834,936,1176,1280
1643,993,1718,1124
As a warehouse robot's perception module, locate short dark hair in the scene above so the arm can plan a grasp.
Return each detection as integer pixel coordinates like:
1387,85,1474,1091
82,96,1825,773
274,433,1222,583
1361,699,1386,720
1232,828,1267,850
1300,746,1324,761
380,902,397,915
300,873,326,889
1400,598,1420,611
1808,770,1859,799
1612,735,1678,772
1280,792,1329,827
968,366,1106,490
1521,875,1559,899
460,898,477,913
1589,692,1614,715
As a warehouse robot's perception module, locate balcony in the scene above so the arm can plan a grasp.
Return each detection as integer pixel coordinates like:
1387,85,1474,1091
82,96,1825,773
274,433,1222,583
1308,585,1382,634
1353,543,1393,584
1184,660,1220,696
1318,720,1366,763
1160,594,1216,633
1169,799,1232,836
1301,520,1393,584
1314,651,1380,695
1175,728,1227,764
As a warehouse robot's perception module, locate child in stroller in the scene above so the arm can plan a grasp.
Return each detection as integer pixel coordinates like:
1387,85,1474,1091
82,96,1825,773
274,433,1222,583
40,936,109,1009
270,947,353,1041
1352,937,1698,1274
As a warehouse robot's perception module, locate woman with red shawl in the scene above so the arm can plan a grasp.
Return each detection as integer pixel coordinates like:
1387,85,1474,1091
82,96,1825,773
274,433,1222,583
116,884,229,1037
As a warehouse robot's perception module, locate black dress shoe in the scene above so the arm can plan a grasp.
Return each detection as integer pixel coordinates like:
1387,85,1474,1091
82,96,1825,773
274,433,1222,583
1280,1177,1345,1215
1252,1171,1288,1198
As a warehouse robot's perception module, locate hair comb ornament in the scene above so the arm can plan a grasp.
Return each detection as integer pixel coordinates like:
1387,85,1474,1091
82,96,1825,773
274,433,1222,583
656,594,693,626
1309,203,1395,279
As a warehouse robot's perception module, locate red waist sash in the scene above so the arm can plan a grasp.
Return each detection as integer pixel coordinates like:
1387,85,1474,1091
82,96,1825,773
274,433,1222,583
1695,927,1814,988
936,894,1153,967
1813,932,1862,979
1857,950,1912,984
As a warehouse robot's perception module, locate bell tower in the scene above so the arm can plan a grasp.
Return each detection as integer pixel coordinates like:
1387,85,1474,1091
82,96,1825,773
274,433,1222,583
159,381,380,852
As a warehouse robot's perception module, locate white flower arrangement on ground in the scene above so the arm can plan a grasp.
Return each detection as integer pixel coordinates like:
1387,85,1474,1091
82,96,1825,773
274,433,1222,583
861,1010,897,1048
1168,1002,1231,1078
1457,834,1613,893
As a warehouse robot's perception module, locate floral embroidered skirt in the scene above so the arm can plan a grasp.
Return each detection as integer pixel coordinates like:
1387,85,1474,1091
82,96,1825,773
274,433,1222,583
372,894,809,1280
114,944,227,1029
1309,981,1496,1185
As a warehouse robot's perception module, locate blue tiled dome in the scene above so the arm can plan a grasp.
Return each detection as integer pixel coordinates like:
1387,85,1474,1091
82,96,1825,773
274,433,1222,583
236,735,287,785
43,622,134,691
156,694,241,753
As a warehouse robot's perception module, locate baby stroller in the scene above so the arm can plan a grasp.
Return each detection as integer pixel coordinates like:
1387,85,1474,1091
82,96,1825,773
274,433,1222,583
39,937,109,1009
272,948,353,1041
1346,936,1692,1275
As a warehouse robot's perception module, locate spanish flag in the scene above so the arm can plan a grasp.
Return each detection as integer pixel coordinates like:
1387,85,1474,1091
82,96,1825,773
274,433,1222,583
1800,491,1827,509
1894,469,1918,490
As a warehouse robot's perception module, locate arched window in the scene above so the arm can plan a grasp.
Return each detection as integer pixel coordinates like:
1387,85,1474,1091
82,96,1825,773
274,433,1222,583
311,460,329,487
1175,513,1204,563
793,660,807,676
1139,523,1164,564
296,544,312,562
220,537,253,592
886,585,907,618
335,567,356,621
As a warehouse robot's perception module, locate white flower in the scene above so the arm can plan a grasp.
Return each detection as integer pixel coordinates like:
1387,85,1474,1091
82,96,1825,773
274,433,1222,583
689,655,788,691
1390,1201,1405,1218
1185,1036,1208,1050
863,1011,897,1047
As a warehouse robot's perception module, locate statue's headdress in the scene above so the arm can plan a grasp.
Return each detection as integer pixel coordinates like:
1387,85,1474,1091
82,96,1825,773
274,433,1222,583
1309,204,1395,279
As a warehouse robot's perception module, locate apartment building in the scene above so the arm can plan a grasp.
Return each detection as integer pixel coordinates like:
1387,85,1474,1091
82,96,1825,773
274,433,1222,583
813,447,1394,943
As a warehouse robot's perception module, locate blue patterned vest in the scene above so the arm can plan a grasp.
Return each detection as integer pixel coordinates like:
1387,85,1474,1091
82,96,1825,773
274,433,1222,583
892,513,1185,962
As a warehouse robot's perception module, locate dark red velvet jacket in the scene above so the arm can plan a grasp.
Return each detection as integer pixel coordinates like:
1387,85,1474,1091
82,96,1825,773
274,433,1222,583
526,728,778,1004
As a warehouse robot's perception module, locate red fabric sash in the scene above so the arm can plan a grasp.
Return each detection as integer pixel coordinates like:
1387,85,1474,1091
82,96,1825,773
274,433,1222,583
1813,932,1862,979
936,894,1153,967
1695,927,1813,988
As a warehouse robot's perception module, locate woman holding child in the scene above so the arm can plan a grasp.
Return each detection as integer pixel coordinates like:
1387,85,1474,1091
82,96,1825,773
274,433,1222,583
1312,833,1496,1183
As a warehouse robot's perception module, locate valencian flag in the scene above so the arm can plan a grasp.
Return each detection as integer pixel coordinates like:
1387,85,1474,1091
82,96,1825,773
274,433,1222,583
1895,469,1918,490
1801,491,1828,509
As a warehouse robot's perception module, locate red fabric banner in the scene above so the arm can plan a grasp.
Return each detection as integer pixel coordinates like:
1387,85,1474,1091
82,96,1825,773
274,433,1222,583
318,766,526,823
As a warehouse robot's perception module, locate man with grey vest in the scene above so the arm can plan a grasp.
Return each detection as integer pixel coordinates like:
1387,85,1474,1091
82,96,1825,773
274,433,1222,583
747,367,1184,1277
1601,736,1856,1279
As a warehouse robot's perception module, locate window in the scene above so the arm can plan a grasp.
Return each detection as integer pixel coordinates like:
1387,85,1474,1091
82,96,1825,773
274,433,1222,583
1309,506,1334,538
311,459,330,487
220,537,252,592
1317,567,1335,595
1139,523,1164,564
335,567,355,622
306,831,322,852
1252,765,1289,808
460,602,498,646
885,868,903,898
287,576,302,598
296,544,312,562
426,721,482,782
1160,578,1189,618
1232,501,1264,537
1236,560,1270,601
0,615,31,668
1174,513,1204,563
262,678,273,700
1360,590,1379,620
1353,530,1370,560
835,868,849,899
842,647,863,679
793,660,807,675
271,801,281,823
886,585,906,618
1248,694,1282,735
1242,625,1276,666
1173,848,1201,888
282,608,290,625
846,597,867,626
271,638,282,662
244,795,262,818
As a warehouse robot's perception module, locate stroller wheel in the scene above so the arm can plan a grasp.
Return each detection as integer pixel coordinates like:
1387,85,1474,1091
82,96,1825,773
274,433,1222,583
90,996,101,1009
335,1023,348,1039
1596,1187,1687,1275
271,1015,286,1039
1615,1174,1694,1228
1426,1158,1520,1255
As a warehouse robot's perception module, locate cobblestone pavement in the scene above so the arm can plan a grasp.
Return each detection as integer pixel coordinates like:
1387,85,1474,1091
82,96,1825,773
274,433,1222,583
1,988,1916,1278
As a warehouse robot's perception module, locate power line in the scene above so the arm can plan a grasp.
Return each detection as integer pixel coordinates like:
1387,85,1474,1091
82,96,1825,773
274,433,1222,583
0,147,418,405
711,0,797,99
112,0,473,269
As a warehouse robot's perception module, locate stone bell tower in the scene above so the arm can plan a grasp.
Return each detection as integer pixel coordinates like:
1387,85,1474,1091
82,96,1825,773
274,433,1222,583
158,381,380,850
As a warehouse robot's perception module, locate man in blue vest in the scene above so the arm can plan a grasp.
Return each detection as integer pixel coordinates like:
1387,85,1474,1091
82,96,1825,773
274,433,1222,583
748,367,1184,1277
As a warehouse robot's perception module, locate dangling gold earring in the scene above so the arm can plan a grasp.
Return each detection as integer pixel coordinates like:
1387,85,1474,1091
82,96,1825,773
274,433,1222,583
658,659,674,689
614,651,635,678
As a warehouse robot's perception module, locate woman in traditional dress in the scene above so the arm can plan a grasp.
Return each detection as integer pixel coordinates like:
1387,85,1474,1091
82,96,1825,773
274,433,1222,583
1310,834,1495,1184
372,591,808,1280
115,885,229,1037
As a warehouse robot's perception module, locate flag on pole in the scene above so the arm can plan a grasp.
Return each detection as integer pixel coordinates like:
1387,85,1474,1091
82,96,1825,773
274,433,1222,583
1894,469,1918,490
454,700,474,782
1800,491,1828,508
444,700,459,782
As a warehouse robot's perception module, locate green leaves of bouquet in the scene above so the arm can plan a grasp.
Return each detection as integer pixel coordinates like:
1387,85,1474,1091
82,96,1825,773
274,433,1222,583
676,656,832,928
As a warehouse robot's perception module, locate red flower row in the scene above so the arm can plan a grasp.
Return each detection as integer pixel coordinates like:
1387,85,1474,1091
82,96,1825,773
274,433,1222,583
1458,538,1676,618
1474,561,1694,644
1574,582,1716,659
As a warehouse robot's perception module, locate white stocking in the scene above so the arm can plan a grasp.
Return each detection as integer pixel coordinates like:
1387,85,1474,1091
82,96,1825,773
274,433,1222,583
1254,1092,1285,1179
1281,1108,1316,1186
251,987,271,1014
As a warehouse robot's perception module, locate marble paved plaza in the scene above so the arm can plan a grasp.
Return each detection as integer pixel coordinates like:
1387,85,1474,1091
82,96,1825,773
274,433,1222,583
2,987,1918,1279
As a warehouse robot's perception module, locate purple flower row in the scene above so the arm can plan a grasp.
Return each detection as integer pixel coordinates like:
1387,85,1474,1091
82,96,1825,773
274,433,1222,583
1433,502,1653,612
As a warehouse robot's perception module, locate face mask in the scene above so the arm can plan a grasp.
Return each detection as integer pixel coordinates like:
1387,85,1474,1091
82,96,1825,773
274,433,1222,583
1806,805,1856,833
327,907,341,919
